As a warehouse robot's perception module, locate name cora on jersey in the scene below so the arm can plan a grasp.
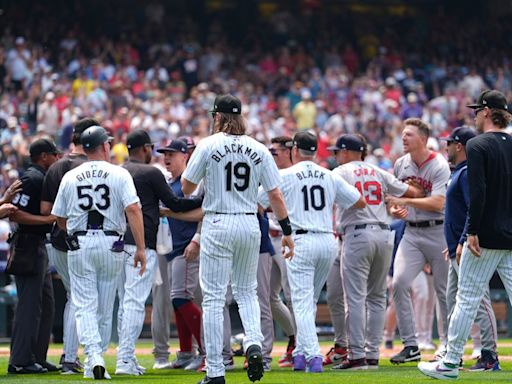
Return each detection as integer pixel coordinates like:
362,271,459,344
401,176,432,193
211,143,263,165
75,169,110,182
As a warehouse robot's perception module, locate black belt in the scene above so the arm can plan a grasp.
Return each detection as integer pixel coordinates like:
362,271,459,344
74,230,121,237
214,212,255,215
354,223,390,230
296,229,308,234
407,220,444,228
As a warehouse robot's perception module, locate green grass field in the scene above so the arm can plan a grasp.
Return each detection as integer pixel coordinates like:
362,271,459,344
0,341,511,383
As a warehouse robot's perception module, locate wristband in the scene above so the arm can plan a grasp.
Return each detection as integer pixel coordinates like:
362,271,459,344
190,240,200,247
192,233,201,243
278,217,292,236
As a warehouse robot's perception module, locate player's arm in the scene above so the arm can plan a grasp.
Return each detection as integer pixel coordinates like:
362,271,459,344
55,217,67,231
10,178,56,225
152,169,202,212
160,207,203,221
125,202,146,275
0,179,22,205
267,187,294,260
384,194,444,212
184,221,202,262
181,179,198,196
182,141,208,196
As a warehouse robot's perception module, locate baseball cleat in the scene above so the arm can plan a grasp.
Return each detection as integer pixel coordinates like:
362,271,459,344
61,361,83,375
246,345,264,382
153,358,172,370
418,361,459,380
323,344,348,365
366,359,379,370
390,346,421,364
198,375,225,384
170,351,195,369
468,350,501,372
93,365,106,380
185,355,206,371
306,356,323,373
332,358,368,371
115,360,143,376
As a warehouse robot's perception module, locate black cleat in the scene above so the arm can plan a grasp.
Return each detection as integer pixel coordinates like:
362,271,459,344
93,365,105,380
390,346,421,364
246,345,264,382
198,375,226,384
8,363,48,374
37,361,60,372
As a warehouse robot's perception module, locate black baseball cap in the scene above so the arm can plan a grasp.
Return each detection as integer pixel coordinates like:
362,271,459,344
127,130,152,149
156,139,188,154
467,90,509,112
293,131,317,152
439,126,477,146
178,135,196,149
80,126,114,149
73,118,100,136
209,94,242,115
328,134,366,152
30,138,60,157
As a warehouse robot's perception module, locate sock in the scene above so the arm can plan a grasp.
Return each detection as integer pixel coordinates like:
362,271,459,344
176,301,203,351
287,335,295,352
174,307,193,352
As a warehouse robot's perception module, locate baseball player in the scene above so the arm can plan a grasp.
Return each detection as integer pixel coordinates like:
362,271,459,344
40,118,99,374
181,94,294,384
418,93,512,380
328,134,423,370
385,118,451,364
259,131,366,373
268,136,296,368
7,139,59,375
439,126,499,370
116,132,203,375
155,138,204,370
52,126,147,380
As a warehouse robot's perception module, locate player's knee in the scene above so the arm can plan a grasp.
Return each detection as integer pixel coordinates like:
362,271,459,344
172,298,191,309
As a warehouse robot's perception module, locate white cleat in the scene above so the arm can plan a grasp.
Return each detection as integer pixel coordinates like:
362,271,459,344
153,359,173,370
418,361,459,380
115,360,144,376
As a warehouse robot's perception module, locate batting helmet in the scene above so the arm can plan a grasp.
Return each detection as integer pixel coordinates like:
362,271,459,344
80,126,113,149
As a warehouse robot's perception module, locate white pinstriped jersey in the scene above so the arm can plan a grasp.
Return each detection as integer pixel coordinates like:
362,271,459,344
183,133,281,214
333,161,408,228
394,152,450,221
52,160,140,234
258,161,361,233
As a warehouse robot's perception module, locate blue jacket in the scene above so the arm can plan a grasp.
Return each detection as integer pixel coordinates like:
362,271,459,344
444,161,470,259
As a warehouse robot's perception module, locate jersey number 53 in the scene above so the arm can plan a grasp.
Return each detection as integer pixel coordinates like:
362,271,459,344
77,184,111,210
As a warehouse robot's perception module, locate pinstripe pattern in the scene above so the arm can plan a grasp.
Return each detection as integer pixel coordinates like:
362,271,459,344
116,246,157,362
446,259,497,352
200,213,262,377
46,244,79,362
68,233,124,358
445,245,511,364
288,232,337,359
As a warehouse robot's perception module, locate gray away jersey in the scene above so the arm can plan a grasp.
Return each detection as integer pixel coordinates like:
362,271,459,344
393,152,450,222
259,161,361,233
183,133,281,214
333,161,408,230
52,160,140,234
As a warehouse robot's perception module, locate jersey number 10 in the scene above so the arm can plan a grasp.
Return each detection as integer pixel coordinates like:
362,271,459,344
301,185,326,211
355,181,382,205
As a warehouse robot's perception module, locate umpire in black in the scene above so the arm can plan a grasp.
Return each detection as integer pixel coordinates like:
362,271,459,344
8,139,60,374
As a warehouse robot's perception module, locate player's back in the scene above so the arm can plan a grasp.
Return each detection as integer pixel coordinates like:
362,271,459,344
280,161,344,233
333,161,407,228
60,160,136,233
200,133,277,214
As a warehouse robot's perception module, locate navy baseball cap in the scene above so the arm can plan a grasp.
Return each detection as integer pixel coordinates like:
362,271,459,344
328,134,366,152
209,94,242,115
30,138,60,157
439,126,477,146
81,126,113,149
178,135,196,149
467,90,509,112
293,131,317,152
126,130,153,149
156,139,188,154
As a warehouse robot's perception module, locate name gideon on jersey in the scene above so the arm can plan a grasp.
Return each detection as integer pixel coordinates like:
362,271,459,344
211,144,263,164
76,169,110,181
